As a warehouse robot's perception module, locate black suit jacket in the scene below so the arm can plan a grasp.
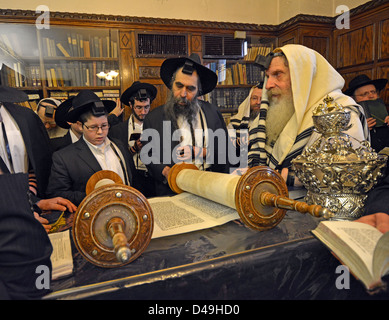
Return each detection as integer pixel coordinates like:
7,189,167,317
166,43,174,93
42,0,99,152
0,173,53,299
108,119,130,148
364,161,389,215
50,131,72,152
141,100,231,195
2,102,52,197
46,137,137,206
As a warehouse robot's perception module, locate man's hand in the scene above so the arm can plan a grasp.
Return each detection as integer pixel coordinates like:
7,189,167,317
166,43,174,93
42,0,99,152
355,213,389,233
110,102,124,117
162,166,171,179
36,197,77,213
176,145,205,161
34,212,51,233
366,117,377,130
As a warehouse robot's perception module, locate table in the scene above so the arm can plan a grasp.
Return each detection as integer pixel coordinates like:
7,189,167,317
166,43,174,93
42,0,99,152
44,210,389,300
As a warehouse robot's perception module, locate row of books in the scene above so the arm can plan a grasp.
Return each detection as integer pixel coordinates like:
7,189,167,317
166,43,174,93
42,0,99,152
0,63,33,88
206,61,264,86
49,89,120,100
204,87,251,110
44,61,119,88
42,33,118,58
0,61,120,88
220,63,265,86
243,45,273,61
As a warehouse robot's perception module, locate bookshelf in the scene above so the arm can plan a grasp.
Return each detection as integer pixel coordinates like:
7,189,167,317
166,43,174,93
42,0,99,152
203,38,274,119
0,24,120,110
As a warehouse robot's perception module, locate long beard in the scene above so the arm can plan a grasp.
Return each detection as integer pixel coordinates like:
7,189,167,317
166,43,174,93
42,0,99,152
265,89,294,147
249,109,260,121
164,93,200,130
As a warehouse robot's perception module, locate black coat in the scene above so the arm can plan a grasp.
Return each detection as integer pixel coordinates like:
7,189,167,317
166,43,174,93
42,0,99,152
0,173,53,299
109,119,130,148
364,163,389,215
46,137,137,206
50,131,72,152
2,102,52,198
141,100,231,196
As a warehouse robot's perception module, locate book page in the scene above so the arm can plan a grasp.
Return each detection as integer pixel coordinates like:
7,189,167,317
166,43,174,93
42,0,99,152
373,232,389,280
48,229,74,280
149,192,240,239
316,221,383,273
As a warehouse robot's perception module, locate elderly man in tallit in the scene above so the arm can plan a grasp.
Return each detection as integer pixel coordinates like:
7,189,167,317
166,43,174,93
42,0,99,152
246,44,369,186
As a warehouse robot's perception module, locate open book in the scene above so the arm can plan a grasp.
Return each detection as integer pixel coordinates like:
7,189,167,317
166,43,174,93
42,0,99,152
148,192,240,239
48,229,73,280
312,220,389,293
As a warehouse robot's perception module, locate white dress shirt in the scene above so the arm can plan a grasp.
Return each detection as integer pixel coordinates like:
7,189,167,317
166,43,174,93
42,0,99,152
83,136,129,185
0,104,28,173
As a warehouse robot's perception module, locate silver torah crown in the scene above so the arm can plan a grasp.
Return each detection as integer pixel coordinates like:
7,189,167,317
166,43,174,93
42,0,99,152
292,96,387,220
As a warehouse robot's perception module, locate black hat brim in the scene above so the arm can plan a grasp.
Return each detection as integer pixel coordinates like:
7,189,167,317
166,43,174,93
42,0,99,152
120,82,157,106
160,57,217,95
0,85,29,103
67,99,116,123
55,98,74,129
345,78,388,96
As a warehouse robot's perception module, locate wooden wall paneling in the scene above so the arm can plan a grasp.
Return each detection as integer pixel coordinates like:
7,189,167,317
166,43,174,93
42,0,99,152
379,18,389,61
300,26,332,61
119,30,136,119
190,34,202,57
135,57,167,110
277,29,297,47
336,23,375,69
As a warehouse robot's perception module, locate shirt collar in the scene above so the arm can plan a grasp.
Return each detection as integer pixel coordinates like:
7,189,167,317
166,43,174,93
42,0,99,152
83,135,111,152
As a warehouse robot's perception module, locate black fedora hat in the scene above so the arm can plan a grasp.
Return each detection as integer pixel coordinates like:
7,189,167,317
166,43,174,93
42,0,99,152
160,53,217,95
345,74,388,96
54,97,74,129
0,85,28,103
67,90,116,123
120,81,157,106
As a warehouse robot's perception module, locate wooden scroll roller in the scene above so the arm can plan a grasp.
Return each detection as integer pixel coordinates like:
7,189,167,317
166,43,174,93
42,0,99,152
72,170,154,268
168,163,333,231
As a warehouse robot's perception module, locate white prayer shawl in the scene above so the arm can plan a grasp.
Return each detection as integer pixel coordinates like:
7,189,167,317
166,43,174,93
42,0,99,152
227,86,256,140
248,44,369,169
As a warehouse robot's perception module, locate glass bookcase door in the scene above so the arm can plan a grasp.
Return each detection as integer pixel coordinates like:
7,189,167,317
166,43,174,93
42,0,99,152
0,23,41,89
38,26,120,90
1,24,120,108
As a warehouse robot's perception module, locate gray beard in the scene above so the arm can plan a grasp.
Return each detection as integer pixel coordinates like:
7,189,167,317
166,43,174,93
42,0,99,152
265,93,294,147
249,109,260,121
164,93,200,130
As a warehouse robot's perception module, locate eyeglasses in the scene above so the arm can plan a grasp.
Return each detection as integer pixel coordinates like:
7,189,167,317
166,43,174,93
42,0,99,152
355,90,378,98
83,123,110,132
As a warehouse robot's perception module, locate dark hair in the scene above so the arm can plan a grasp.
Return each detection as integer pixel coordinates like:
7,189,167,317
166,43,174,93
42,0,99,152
129,94,151,106
78,110,108,124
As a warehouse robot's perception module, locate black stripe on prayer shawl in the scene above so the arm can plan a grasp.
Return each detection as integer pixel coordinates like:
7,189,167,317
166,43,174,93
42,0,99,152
295,127,314,142
268,127,314,169
230,116,250,126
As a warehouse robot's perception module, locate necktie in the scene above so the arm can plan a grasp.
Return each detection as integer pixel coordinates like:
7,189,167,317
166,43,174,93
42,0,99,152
0,112,14,173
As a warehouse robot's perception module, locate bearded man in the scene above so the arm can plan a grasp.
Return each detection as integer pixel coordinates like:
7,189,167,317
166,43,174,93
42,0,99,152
247,44,369,185
227,83,263,169
141,53,231,196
